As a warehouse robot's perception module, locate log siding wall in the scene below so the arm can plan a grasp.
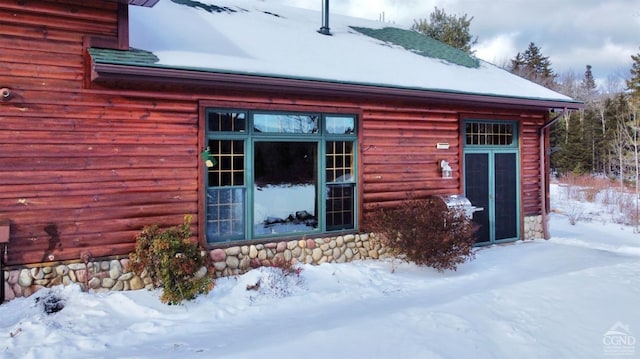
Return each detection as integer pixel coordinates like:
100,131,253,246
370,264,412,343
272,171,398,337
0,1,198,265
360,107,461,208
1,1,546,267
520,114,546,216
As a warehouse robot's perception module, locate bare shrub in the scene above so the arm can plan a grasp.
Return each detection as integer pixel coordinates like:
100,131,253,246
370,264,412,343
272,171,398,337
614,194,640,226
364,195,476,272
556,173,640,227
246,257,304,300
581,187,598,202
560,173,613,202
599,187,618,208
566,202,584,225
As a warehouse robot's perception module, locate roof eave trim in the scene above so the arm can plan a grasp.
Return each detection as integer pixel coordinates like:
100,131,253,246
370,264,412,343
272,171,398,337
91,62,584,111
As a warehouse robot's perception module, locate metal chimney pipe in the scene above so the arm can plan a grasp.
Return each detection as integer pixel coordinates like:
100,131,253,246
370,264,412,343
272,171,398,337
318,0,331,35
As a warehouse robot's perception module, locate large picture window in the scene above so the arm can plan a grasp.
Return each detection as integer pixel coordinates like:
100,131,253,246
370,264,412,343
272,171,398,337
205,109,357,243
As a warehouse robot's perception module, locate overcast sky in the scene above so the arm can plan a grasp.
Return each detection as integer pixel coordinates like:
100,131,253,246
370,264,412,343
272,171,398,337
280,0,640,89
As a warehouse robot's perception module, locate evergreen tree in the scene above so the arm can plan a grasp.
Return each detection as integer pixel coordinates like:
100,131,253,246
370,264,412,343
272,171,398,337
560,112,591,174
550,66,603,174
579,65,602,172
579,64,597,105
522,43,554,77
627,47,640,104
509,42,557,89
411,7,478,53
510,52,525,73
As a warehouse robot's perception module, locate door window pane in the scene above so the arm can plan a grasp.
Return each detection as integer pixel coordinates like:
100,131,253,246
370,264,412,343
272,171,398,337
465,153,490,243
253,142,318,235
494,153,518,240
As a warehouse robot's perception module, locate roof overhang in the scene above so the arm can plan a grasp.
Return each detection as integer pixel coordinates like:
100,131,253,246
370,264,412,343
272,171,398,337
90,61,584,112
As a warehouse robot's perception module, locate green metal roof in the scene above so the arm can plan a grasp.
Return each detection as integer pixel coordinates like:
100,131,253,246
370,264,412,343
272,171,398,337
350,26,480,69
88,47,159,66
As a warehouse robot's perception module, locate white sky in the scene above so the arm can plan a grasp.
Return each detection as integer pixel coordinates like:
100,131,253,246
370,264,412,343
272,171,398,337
279,0,640,87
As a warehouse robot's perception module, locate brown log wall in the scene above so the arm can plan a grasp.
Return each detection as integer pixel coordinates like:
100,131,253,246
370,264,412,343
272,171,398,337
520,114,546,216
0,0,197,265
0,0,546,267
359,107,461,209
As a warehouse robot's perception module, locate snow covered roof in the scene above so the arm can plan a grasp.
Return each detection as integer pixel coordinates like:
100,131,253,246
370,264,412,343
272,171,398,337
96,0,580,106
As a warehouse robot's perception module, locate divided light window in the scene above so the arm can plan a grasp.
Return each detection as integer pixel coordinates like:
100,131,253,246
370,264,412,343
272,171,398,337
465,122,515,146
205,109,357,244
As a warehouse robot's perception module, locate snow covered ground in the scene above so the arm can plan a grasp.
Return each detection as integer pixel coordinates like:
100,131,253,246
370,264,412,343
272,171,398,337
1,184,639,359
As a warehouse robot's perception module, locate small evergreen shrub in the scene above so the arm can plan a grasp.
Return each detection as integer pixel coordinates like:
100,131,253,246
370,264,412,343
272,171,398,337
365,195,476,272
129,215,214,305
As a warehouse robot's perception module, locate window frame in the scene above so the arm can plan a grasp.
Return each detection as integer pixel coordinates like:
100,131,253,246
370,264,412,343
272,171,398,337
463,120,518,148
201,106,359,245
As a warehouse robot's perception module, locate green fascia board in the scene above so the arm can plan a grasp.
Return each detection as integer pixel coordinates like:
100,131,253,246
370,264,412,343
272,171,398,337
88,47,159,66
350,26,480,69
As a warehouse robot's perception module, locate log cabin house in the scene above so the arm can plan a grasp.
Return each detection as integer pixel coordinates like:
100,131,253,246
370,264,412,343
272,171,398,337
0,0,582,299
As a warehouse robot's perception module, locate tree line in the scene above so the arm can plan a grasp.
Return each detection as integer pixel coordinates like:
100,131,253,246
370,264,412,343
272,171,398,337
413,8,640,183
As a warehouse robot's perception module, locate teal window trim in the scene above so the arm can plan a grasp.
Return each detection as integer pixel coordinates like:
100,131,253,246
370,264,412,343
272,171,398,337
205,109,358,244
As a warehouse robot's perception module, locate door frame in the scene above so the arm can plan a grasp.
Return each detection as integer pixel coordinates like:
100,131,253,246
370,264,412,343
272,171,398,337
462,120,521,245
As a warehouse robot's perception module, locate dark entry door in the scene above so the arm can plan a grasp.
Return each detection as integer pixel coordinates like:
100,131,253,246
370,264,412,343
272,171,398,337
464,151,519,244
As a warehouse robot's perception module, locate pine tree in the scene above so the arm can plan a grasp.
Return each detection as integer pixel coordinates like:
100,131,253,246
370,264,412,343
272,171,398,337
627,47,640,104
510,52,525,73
580,65,597,99
550,66,601,174
561,112,591,174
579,65,602,172
509,42,556,89
411,7,478,53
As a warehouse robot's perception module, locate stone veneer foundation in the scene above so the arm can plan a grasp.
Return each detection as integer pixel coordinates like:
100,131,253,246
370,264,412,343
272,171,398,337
3,233,385,302
523,215,545,240
2,220,547,302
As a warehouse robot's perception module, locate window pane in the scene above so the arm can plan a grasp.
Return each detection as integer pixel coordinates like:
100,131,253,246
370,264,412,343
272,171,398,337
208,139,244,187
206,187,245,243
208,111,246,132
326,116,355,134
254,142,318,235
465,122,514,146
253,113,319,134
326,141,354,183
326,184,355,230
